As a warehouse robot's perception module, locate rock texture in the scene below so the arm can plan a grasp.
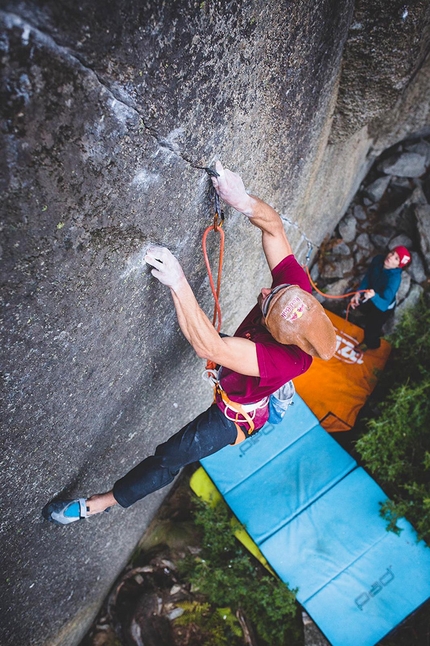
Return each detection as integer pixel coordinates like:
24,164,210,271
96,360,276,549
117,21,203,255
1,1,430,645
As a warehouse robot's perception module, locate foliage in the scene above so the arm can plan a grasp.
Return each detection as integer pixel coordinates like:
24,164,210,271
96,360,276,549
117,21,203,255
174,602,242,646
178,499,301,646
355,297,430,543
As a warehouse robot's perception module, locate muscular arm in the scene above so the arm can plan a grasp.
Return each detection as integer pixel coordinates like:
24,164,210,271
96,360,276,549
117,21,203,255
244,195,293,270
211,161,293,270
146,246,260,376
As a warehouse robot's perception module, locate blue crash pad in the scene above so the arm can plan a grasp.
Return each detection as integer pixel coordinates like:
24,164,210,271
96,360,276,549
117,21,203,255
201,395,430,646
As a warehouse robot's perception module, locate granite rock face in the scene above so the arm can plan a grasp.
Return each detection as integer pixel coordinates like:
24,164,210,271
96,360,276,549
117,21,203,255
1,1,430,645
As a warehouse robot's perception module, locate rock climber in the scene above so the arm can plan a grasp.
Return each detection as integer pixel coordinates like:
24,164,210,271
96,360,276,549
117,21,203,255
43,161,336,525
350,246,411,352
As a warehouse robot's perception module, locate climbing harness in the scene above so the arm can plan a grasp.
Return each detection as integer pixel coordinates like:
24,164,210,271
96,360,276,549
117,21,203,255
215,381,267,439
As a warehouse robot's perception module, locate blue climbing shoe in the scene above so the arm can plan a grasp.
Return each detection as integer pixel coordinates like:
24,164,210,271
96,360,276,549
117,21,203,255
42,498,89,526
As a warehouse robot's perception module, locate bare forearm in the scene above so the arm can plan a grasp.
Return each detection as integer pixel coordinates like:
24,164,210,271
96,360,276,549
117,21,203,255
171,281,259,376
170,278,222,359
211,164,293,268
145,244,258,375
246,196,293,253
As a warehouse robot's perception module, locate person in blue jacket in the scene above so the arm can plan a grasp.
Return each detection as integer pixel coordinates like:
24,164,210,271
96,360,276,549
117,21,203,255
350,245,411,351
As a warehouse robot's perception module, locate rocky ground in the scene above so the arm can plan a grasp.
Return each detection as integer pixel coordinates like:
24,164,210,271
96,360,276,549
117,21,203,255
312,135,430,325
79,135,430,646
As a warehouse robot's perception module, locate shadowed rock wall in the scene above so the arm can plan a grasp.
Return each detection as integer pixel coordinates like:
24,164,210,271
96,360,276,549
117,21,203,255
1,1,429,644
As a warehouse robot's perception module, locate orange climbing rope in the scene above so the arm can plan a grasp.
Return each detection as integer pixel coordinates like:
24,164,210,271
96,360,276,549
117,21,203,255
202,213,225,332
303,265,369,320
202,168,225,373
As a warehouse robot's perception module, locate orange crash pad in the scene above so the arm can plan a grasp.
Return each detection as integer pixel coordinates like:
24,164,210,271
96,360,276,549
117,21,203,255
293,310,391,432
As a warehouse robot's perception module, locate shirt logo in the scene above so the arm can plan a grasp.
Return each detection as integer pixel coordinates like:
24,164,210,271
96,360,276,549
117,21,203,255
280,296,306,322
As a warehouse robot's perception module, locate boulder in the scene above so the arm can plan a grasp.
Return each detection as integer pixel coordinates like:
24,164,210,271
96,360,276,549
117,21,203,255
354,246,373,265
378,152,427,177
338,213,357,242
310,263,320,282
353,204,368,221
394,283,424,325
370,225,397,250
393,204,420,240
390,176,413,189
364,175,391,202
323,277,352,296
414,204,430,270
407,251,428,284
406,181,429,207
355,232,372,250
1,1,430,645
331,240,352,255
389,233,414,250
396,271,411,304
320,255,354,279
405,139,430,166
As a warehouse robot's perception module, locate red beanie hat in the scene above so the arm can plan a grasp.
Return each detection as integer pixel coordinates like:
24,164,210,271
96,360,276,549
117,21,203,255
392,246,411,268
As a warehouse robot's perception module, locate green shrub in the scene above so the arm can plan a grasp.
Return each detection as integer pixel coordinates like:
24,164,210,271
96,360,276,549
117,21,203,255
178,499,301,646
174,601,242,646
355,297,430,543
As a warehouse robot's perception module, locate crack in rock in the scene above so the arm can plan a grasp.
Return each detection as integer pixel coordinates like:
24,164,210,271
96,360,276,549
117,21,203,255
1,11,199,169
2,11,318,251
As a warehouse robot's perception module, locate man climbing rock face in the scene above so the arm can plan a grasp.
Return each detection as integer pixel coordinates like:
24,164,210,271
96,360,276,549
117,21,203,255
43,161,336,525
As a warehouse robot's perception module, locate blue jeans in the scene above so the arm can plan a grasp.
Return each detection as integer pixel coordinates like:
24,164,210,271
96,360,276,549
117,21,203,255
113,404,238,508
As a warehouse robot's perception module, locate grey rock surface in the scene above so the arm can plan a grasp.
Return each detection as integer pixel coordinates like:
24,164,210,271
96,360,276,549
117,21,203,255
405,139,430,165
356,232,371,248
379,151,427,177
353,204,368,221
408,251,428,284
389,233,414,249
303,612,331,646
406,182,429,206
323,277,351,296
370,226,397,250
394,283,424,323
414,204,430,269
338,213,357,242
396,271,412,304
364,175,391,202
1,1,430,645
331,240,352,255
321,255,354,279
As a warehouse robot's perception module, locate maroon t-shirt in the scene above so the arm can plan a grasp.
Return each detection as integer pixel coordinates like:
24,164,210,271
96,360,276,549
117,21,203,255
219,255,313,405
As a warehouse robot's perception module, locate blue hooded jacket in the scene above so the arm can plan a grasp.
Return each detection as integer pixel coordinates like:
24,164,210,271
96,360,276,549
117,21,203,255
359,255,402,312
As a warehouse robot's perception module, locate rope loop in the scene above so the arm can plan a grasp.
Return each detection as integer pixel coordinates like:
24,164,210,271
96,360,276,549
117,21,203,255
303,265,369,321
202,221,225,332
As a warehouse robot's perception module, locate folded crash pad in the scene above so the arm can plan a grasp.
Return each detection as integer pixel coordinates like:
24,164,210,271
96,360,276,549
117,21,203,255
294,310,391,432
197,395,430,646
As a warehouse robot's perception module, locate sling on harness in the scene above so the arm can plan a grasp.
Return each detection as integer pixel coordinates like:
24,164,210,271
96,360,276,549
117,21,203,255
202,365,265,443
215,381,269,445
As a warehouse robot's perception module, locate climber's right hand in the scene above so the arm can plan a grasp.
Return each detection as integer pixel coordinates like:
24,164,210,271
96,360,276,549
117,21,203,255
210,160,254,216
145,246,185,290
